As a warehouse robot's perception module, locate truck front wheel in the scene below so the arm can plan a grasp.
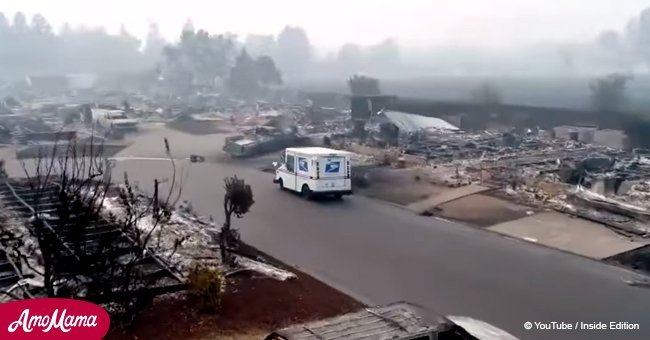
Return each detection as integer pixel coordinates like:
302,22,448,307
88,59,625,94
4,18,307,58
301,184,312,200
278,178,284,190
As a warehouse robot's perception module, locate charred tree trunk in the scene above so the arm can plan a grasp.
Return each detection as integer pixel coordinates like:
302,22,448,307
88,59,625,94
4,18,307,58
43,256,54,297
31,218,55,297
220,199,232,266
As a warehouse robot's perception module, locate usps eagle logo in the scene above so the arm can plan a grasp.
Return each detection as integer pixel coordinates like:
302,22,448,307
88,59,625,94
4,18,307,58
325,161,340,173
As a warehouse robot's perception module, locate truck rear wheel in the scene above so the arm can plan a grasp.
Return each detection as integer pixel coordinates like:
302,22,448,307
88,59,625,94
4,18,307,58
301,184,312,200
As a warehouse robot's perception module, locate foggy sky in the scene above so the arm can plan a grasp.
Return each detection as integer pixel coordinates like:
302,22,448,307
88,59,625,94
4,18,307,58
3,0,649,50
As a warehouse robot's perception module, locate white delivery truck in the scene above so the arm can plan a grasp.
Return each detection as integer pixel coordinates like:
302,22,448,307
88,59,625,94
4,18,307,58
274,147,353,199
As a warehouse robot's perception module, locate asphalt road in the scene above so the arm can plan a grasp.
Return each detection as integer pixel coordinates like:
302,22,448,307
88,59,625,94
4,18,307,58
6,129,650,340
105,156,650,340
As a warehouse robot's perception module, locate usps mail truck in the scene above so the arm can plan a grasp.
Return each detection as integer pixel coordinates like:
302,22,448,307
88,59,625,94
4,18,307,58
274,147,353,199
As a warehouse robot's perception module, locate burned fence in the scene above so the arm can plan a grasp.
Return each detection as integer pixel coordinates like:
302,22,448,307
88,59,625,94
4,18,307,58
0,179,185,303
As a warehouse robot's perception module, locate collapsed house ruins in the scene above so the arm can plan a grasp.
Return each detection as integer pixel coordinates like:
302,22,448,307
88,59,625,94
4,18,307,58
3,82,650,303
0,175,295,306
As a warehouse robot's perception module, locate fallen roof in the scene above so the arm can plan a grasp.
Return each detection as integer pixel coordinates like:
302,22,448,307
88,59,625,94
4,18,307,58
382,110,459,132
267,302,453,340
446,316,519,340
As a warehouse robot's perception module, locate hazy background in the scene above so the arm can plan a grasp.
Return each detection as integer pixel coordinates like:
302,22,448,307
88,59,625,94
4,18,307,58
3,0,648,49
3,0,650,110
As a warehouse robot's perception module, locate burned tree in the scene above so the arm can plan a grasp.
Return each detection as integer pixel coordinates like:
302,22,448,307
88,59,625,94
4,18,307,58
470,82,504,127
220,176,254,266
93,137,185,321
0,160,6,178
348,74,381,96
589,73,633,129
0,135,185,322
17,136,110,298
472,82,502,109
590,74,631,114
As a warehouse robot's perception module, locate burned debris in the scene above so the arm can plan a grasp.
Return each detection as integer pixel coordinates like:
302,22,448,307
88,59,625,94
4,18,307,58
265,301,518,340
3,76,649,254
254,92,650,249
0,249,32,301
223,127,304,158
0,130,294,325
0,179,185,303
221,103,349,158
0,136,189,318
2,29,650,333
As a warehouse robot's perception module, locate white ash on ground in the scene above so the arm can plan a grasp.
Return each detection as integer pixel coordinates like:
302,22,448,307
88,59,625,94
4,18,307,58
234,255,296,281
100,191,296,281
0,209,45,285
619,181,650,208
101,196,220,276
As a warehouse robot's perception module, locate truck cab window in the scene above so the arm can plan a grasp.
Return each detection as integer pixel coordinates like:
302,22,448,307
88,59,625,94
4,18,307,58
286,154,295,173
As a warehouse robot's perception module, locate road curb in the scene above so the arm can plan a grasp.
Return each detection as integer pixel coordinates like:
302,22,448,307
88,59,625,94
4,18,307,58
262,167,647,279
363,194,649,279
290,264,376,307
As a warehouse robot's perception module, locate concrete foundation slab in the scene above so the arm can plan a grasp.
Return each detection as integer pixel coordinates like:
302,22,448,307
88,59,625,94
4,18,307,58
407,184,490,214
488,212,647,259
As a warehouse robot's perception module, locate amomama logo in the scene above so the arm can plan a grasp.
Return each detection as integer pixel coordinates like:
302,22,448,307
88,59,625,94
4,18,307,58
0,298,110,339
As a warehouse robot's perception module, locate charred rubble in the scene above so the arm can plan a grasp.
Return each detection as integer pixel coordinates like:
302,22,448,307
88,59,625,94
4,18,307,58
261,95,650,241
0,130,295,321
4,86,650,278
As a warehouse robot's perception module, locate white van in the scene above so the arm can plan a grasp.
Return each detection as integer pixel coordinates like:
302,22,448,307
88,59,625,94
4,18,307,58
274,147,353,199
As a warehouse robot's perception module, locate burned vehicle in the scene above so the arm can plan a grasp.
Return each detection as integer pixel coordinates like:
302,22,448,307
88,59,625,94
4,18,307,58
223,127,306,158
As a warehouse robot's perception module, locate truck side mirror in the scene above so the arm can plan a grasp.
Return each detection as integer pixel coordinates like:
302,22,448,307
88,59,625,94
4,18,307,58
280,153,285,163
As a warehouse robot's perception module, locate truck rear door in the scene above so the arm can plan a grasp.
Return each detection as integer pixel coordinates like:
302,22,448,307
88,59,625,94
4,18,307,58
317,156,347,190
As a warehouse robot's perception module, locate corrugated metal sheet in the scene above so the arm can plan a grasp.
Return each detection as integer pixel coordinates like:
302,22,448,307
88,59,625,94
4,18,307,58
268,302,449,340
383,110,458,133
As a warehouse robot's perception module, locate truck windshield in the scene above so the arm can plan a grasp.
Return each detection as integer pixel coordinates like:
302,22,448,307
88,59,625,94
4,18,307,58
286,154,295,173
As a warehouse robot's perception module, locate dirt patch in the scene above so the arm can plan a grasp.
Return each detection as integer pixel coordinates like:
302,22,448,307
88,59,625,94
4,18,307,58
107,243,361,340
356,167,448,205
436,194,533,227
107,268,362,340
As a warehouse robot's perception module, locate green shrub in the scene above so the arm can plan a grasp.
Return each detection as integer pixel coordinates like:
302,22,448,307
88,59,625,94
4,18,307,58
188,264,226,311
